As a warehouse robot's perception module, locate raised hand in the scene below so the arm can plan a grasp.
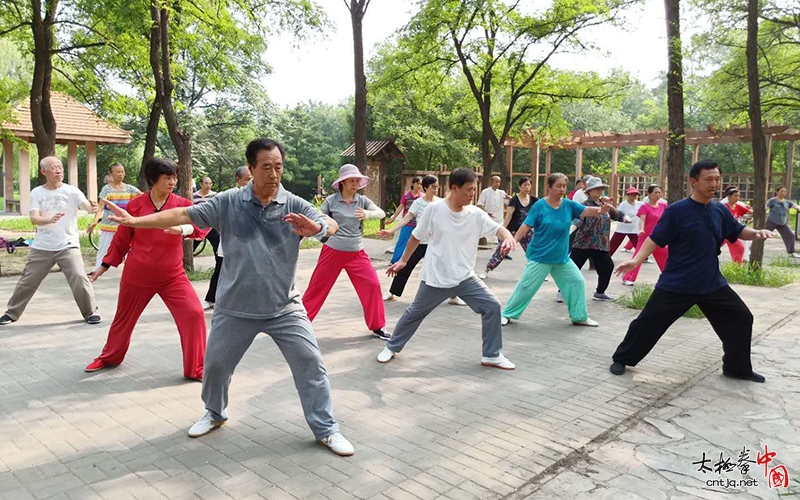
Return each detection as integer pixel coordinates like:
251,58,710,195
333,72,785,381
283,213,323,237
88,200,99,213
599,202,612,215
377,229,393,239
103,199,137,227
354,208,366,220
386,261,407,277
754,229,773,239
164,226,183,235
499,237,516,257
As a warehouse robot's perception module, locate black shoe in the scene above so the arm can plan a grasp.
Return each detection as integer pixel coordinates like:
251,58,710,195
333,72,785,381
503,255,512,260
723,370,765,383
0,314,15,326
86,314,102,325
610,361,626,375
372,328,391,341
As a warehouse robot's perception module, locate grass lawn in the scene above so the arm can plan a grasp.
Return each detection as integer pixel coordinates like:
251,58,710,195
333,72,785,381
616,284,705,318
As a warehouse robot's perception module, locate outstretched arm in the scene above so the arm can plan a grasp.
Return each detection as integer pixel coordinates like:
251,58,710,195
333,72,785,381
738,227,773,241
105,199,192,228
615,237,659,275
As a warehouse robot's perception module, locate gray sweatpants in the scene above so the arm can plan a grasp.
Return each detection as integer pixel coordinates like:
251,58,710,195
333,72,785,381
5,247,98,321
202,310,339,440
387,276,503,358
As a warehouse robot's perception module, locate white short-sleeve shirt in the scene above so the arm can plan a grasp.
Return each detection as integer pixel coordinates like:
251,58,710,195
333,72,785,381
29,184,88,251
477,187,507,224
412,200,500,288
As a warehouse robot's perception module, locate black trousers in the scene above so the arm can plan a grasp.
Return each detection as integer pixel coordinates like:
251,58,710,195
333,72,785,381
389,244,427,297
612,285,754,375
570,248,614,294
194,229,222,304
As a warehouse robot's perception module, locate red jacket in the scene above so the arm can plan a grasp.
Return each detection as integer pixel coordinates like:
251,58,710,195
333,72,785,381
104,192,208,286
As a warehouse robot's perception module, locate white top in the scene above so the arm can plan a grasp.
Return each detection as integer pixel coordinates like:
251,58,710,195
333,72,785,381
572,189,588,204
477,187,507,224
616,200,643,234
29,184,89,251
412,200,500,288
407,196,439,244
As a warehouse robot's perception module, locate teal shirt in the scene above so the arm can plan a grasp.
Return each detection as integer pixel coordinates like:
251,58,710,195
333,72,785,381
524,198,586,264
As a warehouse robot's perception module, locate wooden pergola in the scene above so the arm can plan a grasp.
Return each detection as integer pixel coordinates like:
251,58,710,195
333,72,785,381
1,92,132,214
504,124,800,199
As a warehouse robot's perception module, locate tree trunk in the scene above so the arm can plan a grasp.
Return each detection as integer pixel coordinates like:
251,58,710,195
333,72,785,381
30,0,59,185
746,0,768,267
664,0,685,204
350,1,368,172
139,97,162,191
150,1,194,270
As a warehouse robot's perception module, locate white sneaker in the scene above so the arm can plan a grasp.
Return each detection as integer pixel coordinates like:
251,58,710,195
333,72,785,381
556,292,564,303
204,302,214,310
622,280,635,286
573,318,599,327
382,291,395,301
448,297,467,306
501,316,510,326
792,253,800,259
377,346,396,363
478,272,488,280
188,411,225,438
481,353,515,370
319,432,355,456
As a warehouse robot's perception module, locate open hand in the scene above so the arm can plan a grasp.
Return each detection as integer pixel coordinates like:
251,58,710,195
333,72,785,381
86,223,96,234
386,261,407,277
90,266,107,282
615,260,638,276
599,202,612,215
283,213,322,237
51,212,65,224
88,200,98,213
622,216,632,224
103,199,137,227
753,229,773,239
377,230,393,239
164,226,183,235
354,208,366,220
499,237,517,257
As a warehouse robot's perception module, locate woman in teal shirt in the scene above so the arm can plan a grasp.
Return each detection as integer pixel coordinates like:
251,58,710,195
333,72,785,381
501,173,611,327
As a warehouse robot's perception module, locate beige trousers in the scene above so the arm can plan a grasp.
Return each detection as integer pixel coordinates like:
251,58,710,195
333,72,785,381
4,247,98,321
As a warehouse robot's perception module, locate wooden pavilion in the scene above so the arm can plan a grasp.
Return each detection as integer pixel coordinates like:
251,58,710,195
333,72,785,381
1,92,132,214
504,124,800,201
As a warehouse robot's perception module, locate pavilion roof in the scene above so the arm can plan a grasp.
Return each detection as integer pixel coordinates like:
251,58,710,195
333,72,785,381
505,124,800,150
340,138,406,159
1,92,132,145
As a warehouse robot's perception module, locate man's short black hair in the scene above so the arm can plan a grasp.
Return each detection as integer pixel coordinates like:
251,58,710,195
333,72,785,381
246,138,285,166
144,157,178,188
690,160,719,179
449,168,477,188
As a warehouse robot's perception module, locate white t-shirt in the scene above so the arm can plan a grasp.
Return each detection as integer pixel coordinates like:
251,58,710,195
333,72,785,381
616,200,642,234
477,187,507,223
29,184,89,251
407,196,439,244
572,189,588,204
412,200,500,288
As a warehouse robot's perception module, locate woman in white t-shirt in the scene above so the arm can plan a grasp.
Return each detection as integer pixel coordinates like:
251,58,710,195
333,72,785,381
609,187,643,256
378,175,440,300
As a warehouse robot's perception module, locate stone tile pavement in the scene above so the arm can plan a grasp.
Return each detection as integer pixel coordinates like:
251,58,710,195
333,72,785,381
0,237,797,500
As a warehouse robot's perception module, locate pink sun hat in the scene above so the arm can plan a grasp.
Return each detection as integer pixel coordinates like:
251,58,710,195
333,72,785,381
332,164,370,191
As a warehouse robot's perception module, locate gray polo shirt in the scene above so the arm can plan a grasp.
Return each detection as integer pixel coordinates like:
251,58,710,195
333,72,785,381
187,184,327,319
767,197,796,226
319,192,381,252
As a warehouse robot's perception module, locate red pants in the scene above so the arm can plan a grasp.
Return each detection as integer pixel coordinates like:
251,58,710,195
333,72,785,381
623,233,668,283
96,274,206,379
609,232,639,256
723,239,746,264
303,245,385,330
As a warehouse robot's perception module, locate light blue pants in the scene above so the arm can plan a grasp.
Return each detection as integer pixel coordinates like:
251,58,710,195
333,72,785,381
201,310,339,440
502,260,588,323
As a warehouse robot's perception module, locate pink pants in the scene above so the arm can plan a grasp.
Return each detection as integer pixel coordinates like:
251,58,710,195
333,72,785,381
623,233,669,283
303,245,386,330
723,239,746,264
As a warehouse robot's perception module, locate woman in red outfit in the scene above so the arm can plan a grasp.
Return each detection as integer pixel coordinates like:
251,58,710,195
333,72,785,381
621,184,668,286
85,158,209,380
722,186,752,264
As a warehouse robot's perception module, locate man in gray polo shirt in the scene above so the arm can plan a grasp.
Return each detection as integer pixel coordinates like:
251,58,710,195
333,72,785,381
102,138,355,456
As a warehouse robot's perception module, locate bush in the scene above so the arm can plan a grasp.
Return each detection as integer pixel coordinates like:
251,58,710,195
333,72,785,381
615,284,705,319
721,262,797,287
0,215,95,232
186,267,215,282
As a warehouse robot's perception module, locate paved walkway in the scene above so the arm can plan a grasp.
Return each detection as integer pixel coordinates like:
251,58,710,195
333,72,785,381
0,237,797,500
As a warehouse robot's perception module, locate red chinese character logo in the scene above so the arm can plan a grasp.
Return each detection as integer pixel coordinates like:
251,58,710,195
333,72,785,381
757,444,777,477
769,465,789,489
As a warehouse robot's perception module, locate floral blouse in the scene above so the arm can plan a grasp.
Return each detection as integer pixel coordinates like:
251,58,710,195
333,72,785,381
571,198,625,251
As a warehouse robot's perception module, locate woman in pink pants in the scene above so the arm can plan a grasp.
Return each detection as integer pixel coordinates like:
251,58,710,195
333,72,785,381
622,185,668,286
722,186,752,264
303,164,389,339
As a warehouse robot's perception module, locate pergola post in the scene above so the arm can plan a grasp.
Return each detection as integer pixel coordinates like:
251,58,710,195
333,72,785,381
2,139,13,202
766,135,773,188
86,141,98,202
692,144,700,164
67,141,79,187
575,146,583,181
505,144,514,193
531,141,540,197
545,149,552,196
19,147,30,213
611,147,619,201
787,140,795,195
659,140,667,190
